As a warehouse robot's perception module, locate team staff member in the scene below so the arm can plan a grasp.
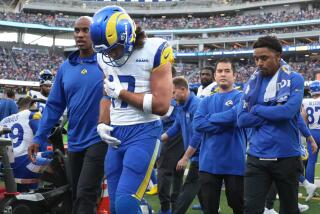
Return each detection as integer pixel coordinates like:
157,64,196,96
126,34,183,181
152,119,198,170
161,76,203,214
28,16,107,214
237,36,304,213
0,89,18,121
157,64,184,214
194,58,245,214
157,98,184,214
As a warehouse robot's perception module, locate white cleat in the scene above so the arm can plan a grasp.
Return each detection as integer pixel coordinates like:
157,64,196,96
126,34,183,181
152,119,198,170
298,203,309,213
305,183,317,201
263,208,278,214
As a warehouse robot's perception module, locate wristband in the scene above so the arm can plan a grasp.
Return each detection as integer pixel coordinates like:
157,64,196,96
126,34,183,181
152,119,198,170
143,94,153,113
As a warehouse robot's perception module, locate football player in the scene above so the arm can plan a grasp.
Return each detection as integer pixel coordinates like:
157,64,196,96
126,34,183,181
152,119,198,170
91,6,173,214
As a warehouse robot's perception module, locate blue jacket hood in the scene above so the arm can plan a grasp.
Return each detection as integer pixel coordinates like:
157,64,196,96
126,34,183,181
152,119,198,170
68,50,97,66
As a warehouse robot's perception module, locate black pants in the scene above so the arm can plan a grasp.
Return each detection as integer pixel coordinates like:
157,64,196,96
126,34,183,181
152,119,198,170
158,166,184,212
68,142,107,214
245,155,302,214
173,161,203,214
265,182,277,210
200,172,244,214
157,133,185,212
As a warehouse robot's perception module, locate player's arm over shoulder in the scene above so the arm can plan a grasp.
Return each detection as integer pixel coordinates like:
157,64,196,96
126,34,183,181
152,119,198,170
150,41,174,116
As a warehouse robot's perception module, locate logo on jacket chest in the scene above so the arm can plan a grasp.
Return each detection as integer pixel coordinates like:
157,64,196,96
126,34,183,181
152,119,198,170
225,100,233,106
81,69,88,75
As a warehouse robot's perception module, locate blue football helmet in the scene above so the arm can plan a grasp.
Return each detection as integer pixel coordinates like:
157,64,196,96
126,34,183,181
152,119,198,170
39,69,53,85
90,5,136,67
309,80,320,96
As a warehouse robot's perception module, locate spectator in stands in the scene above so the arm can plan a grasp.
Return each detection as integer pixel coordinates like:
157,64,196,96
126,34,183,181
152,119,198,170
0,88,18,121
2,6,320,31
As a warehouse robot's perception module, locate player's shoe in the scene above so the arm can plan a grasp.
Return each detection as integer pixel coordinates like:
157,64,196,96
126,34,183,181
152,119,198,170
298,203,309,213
191,204,202,210
305,182,317,201
145,185,158,195
263,208,278,214
158,209,171,214
192,204,221,212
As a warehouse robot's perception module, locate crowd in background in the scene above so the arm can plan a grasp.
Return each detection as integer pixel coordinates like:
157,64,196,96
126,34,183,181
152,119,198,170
0,47,63,81
1,44,318,84
0,7,320,30
177,41,320,53
1,44,318,85
1,5,320,86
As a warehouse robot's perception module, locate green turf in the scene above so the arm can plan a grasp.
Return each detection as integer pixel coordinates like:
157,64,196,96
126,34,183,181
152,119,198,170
145,188,320,214
145,160,320,214
62,131,320,213
63,122,68,143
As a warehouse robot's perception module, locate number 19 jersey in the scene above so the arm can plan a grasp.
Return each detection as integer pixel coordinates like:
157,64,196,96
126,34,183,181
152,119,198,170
0,110,40,158
98,37,174,126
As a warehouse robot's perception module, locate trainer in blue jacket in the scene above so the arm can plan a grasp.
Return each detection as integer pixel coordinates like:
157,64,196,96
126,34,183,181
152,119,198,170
194,58,245,214
161,76,203,214
0,89,18,121
28,17,108,214
237,35,304,214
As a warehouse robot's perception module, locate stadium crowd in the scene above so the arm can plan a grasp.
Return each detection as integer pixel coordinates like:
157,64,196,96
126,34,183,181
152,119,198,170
1,7,320,30
1,44,318,85
0,47,64,81
1,3,320,213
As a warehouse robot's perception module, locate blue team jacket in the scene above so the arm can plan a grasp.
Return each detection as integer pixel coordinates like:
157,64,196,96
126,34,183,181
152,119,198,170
34,51,104,152
237,72,304,158
166,93,201,162
0,98,18,121
194,89,246,175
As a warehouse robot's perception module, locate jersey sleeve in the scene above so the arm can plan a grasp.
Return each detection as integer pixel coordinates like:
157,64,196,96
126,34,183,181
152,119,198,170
29,111,42,135
26,91,32,98
153,41,174,70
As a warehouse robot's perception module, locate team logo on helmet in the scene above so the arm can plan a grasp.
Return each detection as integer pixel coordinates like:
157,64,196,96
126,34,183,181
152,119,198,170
90,6,136,67
39,69,53,85
309,80,320,96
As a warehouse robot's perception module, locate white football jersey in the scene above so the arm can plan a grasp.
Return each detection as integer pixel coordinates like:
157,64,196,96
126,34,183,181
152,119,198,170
197,82,217,98
28,90,47,113
98,37,174,126
0,110,40,158
303,97,320,130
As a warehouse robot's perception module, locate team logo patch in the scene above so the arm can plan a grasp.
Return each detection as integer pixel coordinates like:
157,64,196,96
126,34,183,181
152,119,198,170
225,100,234,106
81,69,88,75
